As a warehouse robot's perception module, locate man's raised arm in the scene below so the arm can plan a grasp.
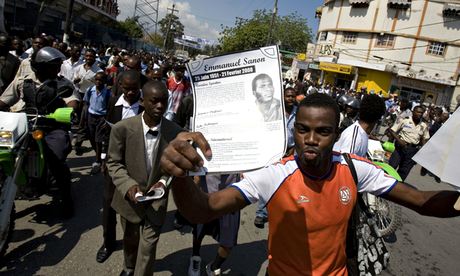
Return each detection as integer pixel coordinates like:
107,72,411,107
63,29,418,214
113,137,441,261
383,182,460,218
161,132,247,224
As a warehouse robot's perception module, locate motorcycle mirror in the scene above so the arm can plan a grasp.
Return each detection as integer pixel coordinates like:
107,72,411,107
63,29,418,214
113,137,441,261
56,85,74,98
44,85,74,113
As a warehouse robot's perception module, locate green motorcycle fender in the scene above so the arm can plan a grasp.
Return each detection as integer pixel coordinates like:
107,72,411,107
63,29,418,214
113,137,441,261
0,149,27,186
373,161,402,182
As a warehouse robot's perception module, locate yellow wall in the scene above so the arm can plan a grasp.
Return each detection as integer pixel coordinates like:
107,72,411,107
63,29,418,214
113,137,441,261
356,69,392,97
324,72,336,86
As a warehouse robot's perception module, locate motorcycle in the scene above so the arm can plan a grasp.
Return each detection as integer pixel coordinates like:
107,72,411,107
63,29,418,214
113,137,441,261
0,106,73,257
367,139,403,237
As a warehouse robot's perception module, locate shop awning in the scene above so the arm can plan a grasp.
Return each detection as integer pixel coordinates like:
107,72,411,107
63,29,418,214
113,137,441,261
388,0,412,9
319,62,352,74
443,3,460,18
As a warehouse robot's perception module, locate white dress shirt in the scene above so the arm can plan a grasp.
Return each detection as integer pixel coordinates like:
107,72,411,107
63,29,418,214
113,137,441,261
73,63,103,94
114,95,140,120
141,113,161,174
60,58,84,81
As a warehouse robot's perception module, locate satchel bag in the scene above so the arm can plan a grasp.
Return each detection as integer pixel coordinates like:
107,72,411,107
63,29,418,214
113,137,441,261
343,153,390,276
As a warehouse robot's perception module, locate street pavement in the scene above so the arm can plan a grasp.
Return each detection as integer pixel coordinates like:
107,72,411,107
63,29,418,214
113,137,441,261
1,142,460,275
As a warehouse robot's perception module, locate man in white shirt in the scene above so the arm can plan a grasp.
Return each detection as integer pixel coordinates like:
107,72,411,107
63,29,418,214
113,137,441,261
334,94,386,157
96,70,144,264
9,37,27,60
73,48,103,153
307,84,318,95
323,84,331,96
59,45,83,81
107,80,184,275
73,48,103,95
14,36,46,79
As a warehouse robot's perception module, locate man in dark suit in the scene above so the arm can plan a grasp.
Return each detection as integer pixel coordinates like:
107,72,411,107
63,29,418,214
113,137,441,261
0,33,20,93
107,80,183,276
111,55,148,98
96,70,145,263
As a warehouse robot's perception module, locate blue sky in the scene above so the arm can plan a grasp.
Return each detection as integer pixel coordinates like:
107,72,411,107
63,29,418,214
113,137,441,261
117,0,323,42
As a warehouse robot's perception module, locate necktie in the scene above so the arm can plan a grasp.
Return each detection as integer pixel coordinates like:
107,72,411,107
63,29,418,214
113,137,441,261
147,129,159,137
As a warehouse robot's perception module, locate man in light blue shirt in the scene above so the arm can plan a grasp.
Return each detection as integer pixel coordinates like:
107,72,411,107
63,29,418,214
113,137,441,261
284,87,298,154
83,72,111,174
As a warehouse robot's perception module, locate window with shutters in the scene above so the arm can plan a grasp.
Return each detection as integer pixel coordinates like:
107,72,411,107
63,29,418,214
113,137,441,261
375,34,395,48
426,41,447,57
342,32,357,44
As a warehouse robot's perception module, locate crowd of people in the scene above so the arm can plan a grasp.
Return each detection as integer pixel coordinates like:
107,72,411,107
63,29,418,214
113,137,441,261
1,31,460,276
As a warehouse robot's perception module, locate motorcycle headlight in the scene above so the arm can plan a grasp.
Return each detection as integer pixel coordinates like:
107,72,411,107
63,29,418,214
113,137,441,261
0,131,13,147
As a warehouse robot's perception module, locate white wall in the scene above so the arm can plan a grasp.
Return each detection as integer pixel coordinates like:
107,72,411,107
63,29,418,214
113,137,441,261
316,0,460,86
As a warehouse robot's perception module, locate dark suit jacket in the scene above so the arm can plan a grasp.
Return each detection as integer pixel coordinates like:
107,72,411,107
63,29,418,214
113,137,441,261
107,114,183,224
101,95,144,148
106,95,144,124
0,53,20,92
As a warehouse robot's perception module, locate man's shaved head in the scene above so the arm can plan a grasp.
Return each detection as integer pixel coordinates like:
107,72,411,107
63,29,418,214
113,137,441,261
118,70,141,83
125,55,141,71
142,80,168,99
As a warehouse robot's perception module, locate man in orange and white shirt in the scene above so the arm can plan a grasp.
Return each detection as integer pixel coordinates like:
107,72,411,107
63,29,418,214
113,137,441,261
165,65,190,120
161,93,460,275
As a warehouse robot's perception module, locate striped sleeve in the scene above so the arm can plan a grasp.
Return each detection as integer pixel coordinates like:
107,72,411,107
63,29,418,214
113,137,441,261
350,125,359,154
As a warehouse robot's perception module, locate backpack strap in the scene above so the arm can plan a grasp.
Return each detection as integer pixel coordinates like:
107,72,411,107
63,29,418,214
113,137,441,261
343,153,358,185
343,153,372,213
343,153,360,267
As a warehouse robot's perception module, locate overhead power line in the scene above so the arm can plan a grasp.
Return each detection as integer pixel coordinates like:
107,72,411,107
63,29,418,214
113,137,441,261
331,37,460,52
338,49,458,73
334,40,460,63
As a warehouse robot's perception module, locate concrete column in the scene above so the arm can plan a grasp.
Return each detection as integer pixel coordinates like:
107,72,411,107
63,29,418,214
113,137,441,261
451,85,460,111
319,70,324,85
350,67,359,90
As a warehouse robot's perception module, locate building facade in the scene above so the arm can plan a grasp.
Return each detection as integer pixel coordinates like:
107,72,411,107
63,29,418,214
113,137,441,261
3,0,123,45
312,0,460,109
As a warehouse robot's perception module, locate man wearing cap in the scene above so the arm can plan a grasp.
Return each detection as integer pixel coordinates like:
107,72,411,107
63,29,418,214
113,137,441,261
0,47,80,217
386,105,430,181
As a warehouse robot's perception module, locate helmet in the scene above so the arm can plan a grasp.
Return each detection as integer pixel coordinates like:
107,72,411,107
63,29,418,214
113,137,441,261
34,46,66,64
31,46,65,73
338,94,351,106
346,97,361,109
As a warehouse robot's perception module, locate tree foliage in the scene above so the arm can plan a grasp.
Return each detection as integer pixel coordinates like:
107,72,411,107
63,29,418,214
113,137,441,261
202,44,220,56
158,14,185,49
118,17,144,39
145,32,164,47
219,9,312,54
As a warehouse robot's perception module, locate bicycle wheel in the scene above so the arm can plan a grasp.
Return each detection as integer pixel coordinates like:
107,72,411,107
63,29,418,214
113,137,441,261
371,196,401,236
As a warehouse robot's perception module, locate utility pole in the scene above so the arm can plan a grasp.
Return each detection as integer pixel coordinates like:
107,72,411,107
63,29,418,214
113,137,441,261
266,0,278,45
63,0,75,44
133,0,138,17
163,4,179,51
155,0,159,35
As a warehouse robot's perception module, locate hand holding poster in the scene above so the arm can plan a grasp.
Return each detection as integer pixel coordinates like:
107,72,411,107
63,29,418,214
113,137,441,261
186,46,286,173
412,107,460,191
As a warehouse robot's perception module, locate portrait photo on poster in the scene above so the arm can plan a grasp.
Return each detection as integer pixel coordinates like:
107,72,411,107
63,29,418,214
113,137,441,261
186,45,286,174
